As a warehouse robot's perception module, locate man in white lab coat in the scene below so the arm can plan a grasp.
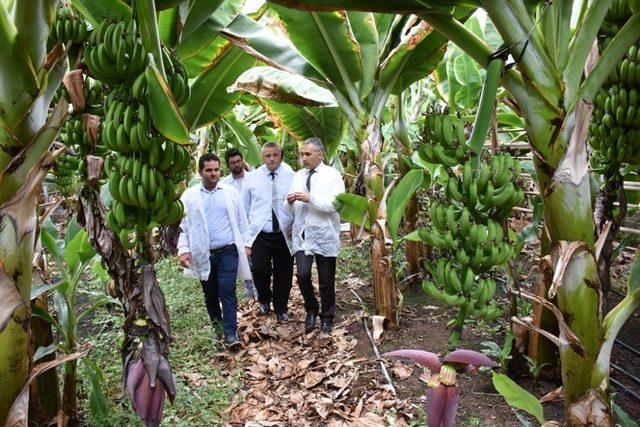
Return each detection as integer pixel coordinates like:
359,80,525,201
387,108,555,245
285,138,345,334
243,142,295,320
221,147,257,301
177,153,252,349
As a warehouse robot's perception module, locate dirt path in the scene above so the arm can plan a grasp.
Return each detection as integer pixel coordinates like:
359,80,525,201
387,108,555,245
217,271,416,426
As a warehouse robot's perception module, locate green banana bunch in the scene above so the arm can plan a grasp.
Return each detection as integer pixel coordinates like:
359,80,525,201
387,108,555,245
162,48,191,106
49,6,88,46
590,5,640,170
84,20,148,85
419,111,469,167
53,154,81,196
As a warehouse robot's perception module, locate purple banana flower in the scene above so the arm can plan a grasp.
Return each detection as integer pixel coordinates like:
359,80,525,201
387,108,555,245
125,357,176,427
384,349,498,427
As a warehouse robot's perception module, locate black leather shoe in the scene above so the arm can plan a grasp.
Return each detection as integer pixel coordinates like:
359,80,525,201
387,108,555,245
257,303,270,316
224,334,242,350
276,312,290,322
304,312,317,333
320,320,332,334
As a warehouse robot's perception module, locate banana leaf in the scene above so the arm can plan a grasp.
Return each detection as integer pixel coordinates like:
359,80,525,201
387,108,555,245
377,21,447,95
229,66,337,106
269,5,363,97
261,99,344,159
220,13,325,82
387,169,423,241
182,43,257,129
346,12,378,99
181,0,227,40
177,1,244,76
71,0,131,26
220,116,262,166
334,193,370,228
158,7,180,47
266,0,470,13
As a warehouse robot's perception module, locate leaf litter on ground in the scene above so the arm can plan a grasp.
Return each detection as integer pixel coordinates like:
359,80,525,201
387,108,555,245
220,275,415,426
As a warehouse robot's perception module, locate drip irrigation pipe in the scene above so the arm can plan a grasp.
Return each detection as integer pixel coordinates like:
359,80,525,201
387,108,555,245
615,338,640,358
611,377,640,402
611,363,640,387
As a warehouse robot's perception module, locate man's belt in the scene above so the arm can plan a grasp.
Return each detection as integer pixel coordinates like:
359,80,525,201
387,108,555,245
209,244,235,255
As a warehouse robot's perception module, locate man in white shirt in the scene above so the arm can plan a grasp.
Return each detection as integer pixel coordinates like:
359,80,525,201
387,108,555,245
285,138,345,334
244,142,295,321
221,148,257,301
177,153,252,349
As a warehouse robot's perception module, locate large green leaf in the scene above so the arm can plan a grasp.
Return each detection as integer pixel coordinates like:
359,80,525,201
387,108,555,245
83,360,109,424
176,0,243,76
182,43,257,129
347,12,378,99
269,5,363,96
261,100,344,159
145,59,190,143
314,106,344,159
137,0,165,76
221,116,262,167
181,0,227,40
221,13,325,82
453,53,481,86
387,169,423,241
72,0,131,26
492,372,545,425
158,7,180,47
378,21,447,96
333,193,370,228
266,0,461,13
229,66,337,106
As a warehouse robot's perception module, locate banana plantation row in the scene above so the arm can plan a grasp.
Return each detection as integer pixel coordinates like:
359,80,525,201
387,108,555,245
1,0,639,426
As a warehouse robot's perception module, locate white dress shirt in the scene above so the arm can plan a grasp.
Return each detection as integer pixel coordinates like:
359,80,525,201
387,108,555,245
178,182,252,281
243,163,294,251
284,162,345,257
221,172,249,194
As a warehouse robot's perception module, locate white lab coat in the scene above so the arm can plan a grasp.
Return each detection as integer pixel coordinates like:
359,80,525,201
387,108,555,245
177,183,252,281
284,163,345,257
243,164,295,253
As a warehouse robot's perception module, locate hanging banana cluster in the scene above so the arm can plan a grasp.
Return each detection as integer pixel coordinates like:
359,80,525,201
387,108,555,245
48,6,87,46
418,111,468,166
417,112,524,324
84,20,148,86
590,2,640,170
90,20,190,250
53,155,81,197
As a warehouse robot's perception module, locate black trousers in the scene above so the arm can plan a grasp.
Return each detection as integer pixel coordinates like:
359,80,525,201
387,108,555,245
295,251,337,321
251,232,294,314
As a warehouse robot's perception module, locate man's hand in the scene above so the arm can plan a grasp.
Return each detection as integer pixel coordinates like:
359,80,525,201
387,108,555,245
286,192,297,204
179,252,192,268
294,192,311,203
245,246,252,258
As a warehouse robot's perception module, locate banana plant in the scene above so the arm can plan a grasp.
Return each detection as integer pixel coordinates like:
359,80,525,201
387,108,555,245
37,217,114,423
265,0,640,422
220,7,452,325
0,0,70,422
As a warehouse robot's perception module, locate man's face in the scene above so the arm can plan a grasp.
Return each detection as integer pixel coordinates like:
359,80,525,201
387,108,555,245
199,160,221,187
299,144,323,170
262,146,283,171
227,155,244,175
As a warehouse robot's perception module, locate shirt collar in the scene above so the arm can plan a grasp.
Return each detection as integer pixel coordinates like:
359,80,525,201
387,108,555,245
264,164,283,176
200,182,222,193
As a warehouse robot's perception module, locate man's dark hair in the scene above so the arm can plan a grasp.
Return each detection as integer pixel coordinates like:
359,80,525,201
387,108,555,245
199,153,220,171
224,148,243,164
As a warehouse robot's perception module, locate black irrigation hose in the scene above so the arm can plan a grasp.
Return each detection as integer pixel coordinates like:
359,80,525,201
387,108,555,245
615,338,640,358
611,363,640,387
611,377,640,402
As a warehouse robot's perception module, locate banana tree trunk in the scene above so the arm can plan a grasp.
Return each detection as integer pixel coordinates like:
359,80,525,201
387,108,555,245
359,121,401,326
0,110,67,425
29,295,60,424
